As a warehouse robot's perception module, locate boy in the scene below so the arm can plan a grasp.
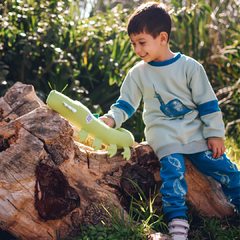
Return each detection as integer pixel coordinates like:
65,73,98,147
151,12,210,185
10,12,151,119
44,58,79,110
100,2,240,240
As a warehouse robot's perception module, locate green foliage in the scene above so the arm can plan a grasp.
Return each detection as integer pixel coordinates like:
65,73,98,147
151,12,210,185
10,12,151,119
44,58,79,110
72,222,145,240
72,195,148,240
187,210,240,240
122,178,168,234
99,195,146,239
225,137,240,168
0,1,137,112
72,6,138,112
0,0,79,98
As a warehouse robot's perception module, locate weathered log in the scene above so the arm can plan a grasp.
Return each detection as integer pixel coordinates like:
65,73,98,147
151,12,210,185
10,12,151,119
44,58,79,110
0,82,234,240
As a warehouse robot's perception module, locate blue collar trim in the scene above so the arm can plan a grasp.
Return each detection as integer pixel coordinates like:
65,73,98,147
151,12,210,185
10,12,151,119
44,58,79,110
148,52,181,67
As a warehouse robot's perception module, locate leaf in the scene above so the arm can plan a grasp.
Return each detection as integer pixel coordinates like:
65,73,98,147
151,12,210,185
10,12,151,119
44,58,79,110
113,224,119,231
96,224,104,232
107,233,115,239
200,4,212,13
88,224,96,230
97,237,104,240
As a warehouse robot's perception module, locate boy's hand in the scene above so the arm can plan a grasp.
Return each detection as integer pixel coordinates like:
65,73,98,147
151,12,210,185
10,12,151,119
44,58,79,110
207,138,225,159
99,116,114,128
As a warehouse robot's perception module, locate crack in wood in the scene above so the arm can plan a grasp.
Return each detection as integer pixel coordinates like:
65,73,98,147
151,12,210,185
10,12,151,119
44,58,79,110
6,199,20,212
9,172,34,197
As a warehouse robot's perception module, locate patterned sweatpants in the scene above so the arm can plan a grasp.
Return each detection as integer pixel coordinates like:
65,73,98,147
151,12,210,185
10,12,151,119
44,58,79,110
159,150,240,222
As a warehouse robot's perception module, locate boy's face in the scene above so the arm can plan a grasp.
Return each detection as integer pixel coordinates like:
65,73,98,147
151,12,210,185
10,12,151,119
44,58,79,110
130,32,166,62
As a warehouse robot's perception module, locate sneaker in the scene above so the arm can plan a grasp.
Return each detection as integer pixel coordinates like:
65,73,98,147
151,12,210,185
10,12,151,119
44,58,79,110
168,219,189,240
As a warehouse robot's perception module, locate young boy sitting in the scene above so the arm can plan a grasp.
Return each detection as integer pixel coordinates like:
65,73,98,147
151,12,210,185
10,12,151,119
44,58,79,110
100,2,240,239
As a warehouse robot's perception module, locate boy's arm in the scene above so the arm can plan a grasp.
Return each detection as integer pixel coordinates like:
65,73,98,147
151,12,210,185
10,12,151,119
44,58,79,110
102,71,142,129
189,64,226,157
208,138,226,159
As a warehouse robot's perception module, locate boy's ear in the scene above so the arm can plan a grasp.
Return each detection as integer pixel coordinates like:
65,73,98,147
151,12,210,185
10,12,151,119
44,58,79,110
158,32,168,44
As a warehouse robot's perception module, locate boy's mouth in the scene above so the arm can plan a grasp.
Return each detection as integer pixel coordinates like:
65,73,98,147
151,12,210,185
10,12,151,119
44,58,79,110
140,53,148,58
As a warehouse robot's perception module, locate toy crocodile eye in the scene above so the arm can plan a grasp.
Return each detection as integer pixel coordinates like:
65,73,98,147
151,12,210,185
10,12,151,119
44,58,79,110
63,101,77,113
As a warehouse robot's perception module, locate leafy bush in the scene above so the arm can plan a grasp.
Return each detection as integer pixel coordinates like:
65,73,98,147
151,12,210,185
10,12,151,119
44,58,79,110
72,223,145,240
0,1,138,113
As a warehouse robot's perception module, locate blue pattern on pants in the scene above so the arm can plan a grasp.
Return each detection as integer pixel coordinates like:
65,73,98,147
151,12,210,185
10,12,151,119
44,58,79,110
160,151,240,222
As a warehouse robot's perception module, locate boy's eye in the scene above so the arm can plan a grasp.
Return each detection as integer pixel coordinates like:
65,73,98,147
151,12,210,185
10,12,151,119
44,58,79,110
140,42,145,45
131,42,135,46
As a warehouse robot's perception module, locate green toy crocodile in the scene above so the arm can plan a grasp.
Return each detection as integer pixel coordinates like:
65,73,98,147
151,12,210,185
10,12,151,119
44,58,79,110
46,90,134,160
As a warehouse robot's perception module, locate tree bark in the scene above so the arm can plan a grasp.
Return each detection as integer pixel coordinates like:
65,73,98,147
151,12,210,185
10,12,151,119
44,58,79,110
0,82,234,239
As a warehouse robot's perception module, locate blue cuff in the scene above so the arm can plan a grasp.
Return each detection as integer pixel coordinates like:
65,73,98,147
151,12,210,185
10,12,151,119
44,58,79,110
168,209,188,222
113,100,135,119
198,100,220,116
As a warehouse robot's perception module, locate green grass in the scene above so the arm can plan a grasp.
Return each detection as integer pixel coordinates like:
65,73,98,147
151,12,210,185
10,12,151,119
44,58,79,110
185,200,240,240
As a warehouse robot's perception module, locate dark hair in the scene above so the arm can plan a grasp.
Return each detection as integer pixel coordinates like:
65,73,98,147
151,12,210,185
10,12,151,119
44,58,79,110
127,2,172,41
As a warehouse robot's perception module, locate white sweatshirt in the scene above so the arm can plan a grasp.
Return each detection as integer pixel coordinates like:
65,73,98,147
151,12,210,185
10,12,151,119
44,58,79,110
105,53,225,159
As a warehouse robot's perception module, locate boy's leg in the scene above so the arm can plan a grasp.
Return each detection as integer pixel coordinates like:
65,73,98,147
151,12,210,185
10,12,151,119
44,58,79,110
187,151,240,212
159,154,188,222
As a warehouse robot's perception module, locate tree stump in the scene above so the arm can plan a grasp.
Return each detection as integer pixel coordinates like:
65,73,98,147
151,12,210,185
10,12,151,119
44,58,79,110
0,82,234,239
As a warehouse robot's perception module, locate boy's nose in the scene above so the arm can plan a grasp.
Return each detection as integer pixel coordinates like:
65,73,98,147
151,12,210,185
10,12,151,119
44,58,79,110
134,44,141,54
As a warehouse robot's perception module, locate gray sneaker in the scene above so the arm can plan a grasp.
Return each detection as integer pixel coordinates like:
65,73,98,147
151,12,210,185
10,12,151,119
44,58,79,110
168,219,189,240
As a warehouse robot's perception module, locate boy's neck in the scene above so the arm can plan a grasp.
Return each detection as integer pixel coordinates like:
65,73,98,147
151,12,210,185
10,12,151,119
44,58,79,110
155,46,175,62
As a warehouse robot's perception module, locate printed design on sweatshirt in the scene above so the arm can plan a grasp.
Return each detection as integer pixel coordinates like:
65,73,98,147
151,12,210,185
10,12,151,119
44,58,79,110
167,155,182,170
204,150,224,161
153,84,193,119
173,172,187,196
